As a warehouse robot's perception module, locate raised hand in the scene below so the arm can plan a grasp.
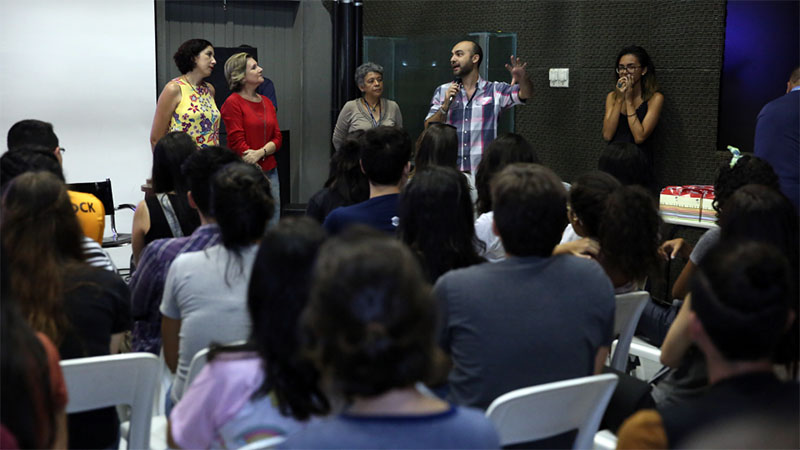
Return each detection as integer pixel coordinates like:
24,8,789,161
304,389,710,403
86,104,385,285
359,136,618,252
505,55,528,86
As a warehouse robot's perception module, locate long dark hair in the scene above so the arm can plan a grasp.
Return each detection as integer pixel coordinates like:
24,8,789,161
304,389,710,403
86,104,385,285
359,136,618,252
210,162,274,283
1,252,57,450
152,131,200,232
1,171,83,345
398,166,485,282
475,133,540,214
598,185,662,284
325,130,369,205
613,45,659,102
414,123,458,173
207,217,330,420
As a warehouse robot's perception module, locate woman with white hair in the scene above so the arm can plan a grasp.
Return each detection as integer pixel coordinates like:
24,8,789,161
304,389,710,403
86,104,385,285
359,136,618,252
220,52,282,223
332,62,403,150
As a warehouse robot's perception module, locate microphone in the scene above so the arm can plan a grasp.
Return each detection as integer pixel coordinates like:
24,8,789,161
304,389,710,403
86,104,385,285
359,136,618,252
448,77,462,104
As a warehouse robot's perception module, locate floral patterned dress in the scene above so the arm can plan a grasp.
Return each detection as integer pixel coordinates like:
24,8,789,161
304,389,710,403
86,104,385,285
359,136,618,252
168,77,220,147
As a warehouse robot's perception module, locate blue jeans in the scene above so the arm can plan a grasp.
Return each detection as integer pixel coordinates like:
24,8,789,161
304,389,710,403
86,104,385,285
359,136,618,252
265,167,280,228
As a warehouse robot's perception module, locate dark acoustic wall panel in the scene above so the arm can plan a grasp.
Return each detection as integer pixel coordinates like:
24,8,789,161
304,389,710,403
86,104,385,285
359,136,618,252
364,0,731,186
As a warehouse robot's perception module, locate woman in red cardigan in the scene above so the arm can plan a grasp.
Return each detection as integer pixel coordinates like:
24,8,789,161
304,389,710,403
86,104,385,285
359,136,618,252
221,52,282,223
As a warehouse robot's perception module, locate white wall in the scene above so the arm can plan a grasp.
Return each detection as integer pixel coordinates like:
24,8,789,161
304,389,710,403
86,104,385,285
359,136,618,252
1,0,157,234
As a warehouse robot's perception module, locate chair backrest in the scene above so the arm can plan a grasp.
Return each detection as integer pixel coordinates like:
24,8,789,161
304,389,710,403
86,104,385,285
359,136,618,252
68,179,115,217
485,373,618,449
609,291,650,371
184,346,211,394
61,353,159,450
237,435,286,450
181,340,249,399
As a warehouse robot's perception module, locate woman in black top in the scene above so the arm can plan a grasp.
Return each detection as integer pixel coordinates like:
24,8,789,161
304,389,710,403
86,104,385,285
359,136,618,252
132,131,200,265
2,171,131,449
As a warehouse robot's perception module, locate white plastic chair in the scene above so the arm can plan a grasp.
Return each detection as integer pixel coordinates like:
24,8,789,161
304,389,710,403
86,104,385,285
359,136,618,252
629,337,663,382
237,436,287,450
485,373,619,449
61,353,159,450
609,291,650,371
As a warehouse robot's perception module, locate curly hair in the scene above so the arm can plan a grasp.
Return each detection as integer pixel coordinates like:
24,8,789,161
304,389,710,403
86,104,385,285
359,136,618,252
569,171,621,238
713,155,780,213
475,133,540,214
354,62,383,88
598,185,662,283
173,38,213,74
303,231,441,399
1,172,84,345
398,166,484,282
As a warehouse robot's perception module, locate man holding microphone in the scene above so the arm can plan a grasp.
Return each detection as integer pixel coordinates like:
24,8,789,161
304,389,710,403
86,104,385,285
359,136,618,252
424,40,532,173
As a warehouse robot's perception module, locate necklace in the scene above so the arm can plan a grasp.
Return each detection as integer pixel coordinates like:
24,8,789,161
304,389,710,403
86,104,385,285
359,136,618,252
363,98,380,113
182,76,201,94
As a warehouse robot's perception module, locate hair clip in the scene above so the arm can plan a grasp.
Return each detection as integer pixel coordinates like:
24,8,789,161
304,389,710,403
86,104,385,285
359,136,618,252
727,145,742,168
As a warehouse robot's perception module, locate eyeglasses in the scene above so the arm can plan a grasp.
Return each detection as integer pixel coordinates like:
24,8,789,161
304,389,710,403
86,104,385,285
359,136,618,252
58,147,66,154
616,65,641,74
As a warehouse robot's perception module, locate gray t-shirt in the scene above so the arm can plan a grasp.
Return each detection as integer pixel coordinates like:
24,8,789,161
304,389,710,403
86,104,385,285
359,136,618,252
160,243,258,402
281,405,499,449
434,254,615,409
689,227,720,264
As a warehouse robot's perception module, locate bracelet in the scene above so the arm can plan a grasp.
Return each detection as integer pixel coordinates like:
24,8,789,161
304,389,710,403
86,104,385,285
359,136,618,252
440,106,448,114
627,112,637,117
263,148,268,158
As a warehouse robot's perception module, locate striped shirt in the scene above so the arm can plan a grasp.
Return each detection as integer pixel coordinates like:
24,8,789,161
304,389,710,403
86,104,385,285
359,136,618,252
81,236,117,272
425,78,523,172
129,224,221,354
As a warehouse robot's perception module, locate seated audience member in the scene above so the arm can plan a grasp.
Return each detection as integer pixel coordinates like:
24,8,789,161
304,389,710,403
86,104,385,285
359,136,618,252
398,166,485,283
718,185,799,376
617,241,799,449
0,148,117,272
1,279,68,450
130,146,239,354
567,171,661,292
6,119,107,244
413,122,458,173
598,141,652,190
132,131,200,265
473,133,540,262
322,126,411,234
412,123,478,204
653,184,798,408
661,154,781,301
161,162,274,411
1,171,130,449
306,130,368,223
169,217,330,449
434,163,615,410
284,231,499,449
643,154,782,345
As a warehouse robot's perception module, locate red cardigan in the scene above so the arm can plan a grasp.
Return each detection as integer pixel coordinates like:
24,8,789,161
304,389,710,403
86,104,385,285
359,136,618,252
220,93,282,172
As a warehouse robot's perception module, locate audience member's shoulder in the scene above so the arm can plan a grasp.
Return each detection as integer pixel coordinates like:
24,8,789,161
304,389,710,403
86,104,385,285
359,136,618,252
451,406,500,446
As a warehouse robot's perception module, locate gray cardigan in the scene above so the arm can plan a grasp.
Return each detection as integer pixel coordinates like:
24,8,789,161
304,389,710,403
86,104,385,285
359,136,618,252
332,98,403,150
